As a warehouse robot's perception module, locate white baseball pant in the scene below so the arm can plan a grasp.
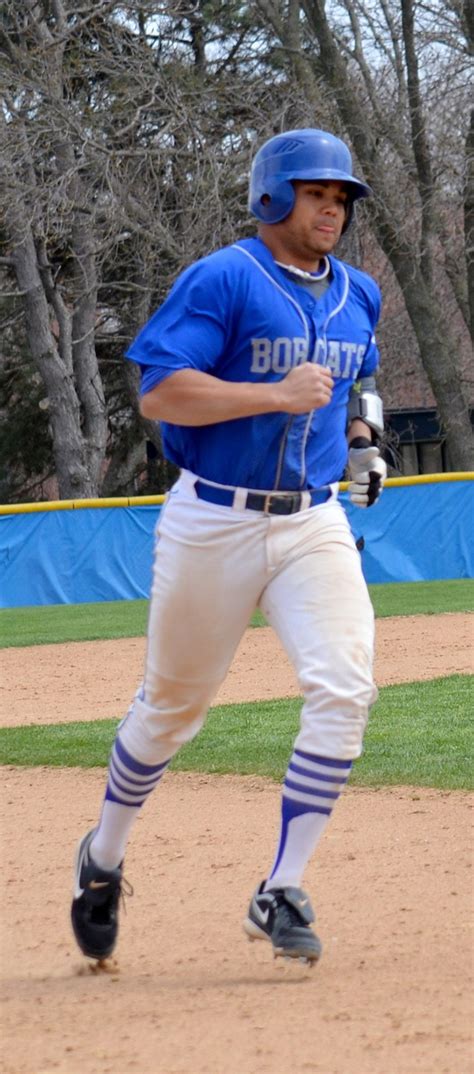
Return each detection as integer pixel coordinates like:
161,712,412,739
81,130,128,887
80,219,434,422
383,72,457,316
120,469,377,766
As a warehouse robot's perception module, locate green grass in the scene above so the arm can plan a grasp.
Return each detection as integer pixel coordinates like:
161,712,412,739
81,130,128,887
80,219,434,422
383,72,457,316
0,598,150,648
1,675,472,790
0,579,472,648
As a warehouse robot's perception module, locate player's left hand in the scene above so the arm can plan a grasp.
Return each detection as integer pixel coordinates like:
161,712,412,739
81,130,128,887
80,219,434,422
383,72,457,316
348,443,387,508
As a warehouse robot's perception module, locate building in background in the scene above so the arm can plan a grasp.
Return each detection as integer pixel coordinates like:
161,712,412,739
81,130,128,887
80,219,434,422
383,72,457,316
385,408,474,476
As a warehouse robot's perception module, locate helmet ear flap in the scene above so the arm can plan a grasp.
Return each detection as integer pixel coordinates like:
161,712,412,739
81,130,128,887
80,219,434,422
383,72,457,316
252,178,296,223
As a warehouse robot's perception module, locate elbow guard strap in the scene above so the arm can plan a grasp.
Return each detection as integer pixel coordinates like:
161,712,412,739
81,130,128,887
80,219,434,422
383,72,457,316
348,385,384,438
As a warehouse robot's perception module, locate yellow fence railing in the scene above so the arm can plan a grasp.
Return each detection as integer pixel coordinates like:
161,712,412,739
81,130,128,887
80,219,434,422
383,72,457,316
0,471,473,516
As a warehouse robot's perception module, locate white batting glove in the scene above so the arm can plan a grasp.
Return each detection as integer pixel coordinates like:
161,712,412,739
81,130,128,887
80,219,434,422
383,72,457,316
348,443,387,508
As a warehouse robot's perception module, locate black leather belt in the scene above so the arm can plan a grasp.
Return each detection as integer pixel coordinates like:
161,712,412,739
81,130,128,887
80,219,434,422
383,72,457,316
194,480,331,515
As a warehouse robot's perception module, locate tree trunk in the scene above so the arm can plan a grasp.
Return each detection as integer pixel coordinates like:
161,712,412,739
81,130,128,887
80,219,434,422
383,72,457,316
8,215,97,498
393,254,474,468
1,5,109,499
71,217,108,492
465,109,474,344
299,0,474,469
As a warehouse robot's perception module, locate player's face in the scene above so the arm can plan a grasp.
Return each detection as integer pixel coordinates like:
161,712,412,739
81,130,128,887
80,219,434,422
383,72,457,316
268,180,349,269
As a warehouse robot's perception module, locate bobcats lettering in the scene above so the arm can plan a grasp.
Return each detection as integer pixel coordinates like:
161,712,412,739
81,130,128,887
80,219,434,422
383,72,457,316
251,337,366,378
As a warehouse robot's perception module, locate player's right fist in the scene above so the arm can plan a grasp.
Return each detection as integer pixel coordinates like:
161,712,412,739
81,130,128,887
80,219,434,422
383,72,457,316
278,362,334,413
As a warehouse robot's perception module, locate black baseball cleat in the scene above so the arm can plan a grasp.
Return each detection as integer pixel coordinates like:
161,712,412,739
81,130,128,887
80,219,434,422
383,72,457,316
71,829,131,960
243,881,322,963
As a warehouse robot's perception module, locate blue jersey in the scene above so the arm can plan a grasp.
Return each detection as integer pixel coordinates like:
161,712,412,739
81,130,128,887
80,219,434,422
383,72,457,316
126,237,381,490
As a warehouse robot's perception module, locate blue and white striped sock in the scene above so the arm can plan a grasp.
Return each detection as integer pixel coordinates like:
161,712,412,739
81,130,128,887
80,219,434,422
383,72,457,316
264,749,353,891
105,735,169,806
90,735,170,870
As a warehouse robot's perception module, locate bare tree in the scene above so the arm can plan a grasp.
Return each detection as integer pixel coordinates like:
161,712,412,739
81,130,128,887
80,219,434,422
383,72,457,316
463,0,474,341
255,0,473,468
0,1,273,498
1,3,112,497
2,1,321,499
1,0,472,500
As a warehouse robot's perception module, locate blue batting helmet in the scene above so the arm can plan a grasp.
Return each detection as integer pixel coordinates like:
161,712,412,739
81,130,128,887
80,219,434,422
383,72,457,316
248,129,371,227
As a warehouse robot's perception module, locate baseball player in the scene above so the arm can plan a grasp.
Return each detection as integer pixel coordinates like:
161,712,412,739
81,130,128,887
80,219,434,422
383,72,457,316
71,129,386,965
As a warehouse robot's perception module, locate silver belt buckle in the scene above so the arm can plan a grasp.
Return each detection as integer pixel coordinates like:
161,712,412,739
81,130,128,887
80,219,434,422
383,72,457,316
262,493,301,514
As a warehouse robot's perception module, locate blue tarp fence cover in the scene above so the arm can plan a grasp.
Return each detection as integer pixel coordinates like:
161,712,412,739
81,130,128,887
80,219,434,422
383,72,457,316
1,479,473,608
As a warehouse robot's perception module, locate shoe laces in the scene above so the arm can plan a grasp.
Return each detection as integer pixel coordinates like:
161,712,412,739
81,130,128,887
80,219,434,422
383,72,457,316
120,877,133,914
275,893,308,930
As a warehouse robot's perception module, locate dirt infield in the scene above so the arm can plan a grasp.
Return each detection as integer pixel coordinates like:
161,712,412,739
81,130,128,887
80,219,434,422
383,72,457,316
1,611,473,1074
2,613,473,726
